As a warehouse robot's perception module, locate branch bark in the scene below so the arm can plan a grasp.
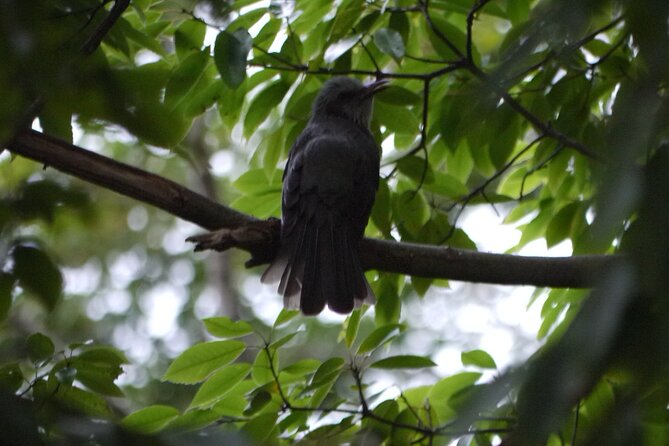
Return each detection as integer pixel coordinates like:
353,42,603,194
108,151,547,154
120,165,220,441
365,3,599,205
5,129,619,288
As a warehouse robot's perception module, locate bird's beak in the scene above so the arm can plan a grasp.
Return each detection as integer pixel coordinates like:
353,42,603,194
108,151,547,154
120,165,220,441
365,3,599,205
363,78,389,98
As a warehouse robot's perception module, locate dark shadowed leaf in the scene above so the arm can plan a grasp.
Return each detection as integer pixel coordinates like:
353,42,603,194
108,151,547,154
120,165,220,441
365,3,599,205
370,355,436,369
374,28,405,59
12,244,62,310
214,28,252,88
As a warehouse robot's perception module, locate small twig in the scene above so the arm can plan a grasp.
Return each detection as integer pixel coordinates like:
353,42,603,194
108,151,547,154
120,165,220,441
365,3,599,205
441,134,546,241
263,343,291,409
571,400,581,446
80,0,130,55
248,59,465,81
421,0,465,59
466,0,491,62
351,364,370,415
357,34,382,74
285,20,302,64
519,144,564,199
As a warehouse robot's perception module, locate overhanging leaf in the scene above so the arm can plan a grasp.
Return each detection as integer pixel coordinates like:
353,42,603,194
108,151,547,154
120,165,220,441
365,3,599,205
374,28,405,59
214,28,252,88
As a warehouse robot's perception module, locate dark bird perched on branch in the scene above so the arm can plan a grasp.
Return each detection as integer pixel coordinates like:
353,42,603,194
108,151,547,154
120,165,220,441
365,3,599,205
262,77,387,315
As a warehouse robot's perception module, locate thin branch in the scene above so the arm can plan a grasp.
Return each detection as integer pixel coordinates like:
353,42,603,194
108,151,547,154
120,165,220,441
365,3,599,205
443,134,546,240
504,15,625,84
80,0,130,55
466,0,491,62
6,130,620,288
520,144,564,199
571,401,581,446
357,34,382,74
248,60,465,81
421,0,465,60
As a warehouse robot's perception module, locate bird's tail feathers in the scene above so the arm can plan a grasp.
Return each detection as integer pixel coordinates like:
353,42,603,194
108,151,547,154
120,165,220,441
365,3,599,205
261,211,375,315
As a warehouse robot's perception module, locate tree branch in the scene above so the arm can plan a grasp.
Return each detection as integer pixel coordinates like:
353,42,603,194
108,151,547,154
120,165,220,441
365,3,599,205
80,0,130,55
8,130,253,231
5,130,619,288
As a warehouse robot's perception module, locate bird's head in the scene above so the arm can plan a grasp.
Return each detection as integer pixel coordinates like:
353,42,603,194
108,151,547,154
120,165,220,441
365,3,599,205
311,77,388,128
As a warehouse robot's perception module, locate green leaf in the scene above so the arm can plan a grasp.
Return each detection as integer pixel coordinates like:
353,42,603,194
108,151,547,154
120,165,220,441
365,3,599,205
255,17,282,47
0,363,23,393
461,349,497,369
375,86,421,106
243,80,290,136
270,331,302,349
429,372,482,423
357,324,401,354
507,0,530,25
394,190,430,236
370,179,391,236
214,28,252,89
26,332,55,363
55,366,77,386
203,317,254,338
309,357,345,389
374,28,405,59
122,405,180,434
282,358,321,376
241,412,279,444
68,357,124,397
374,102,420,135
53,385,113,418
427,16,466,59
0,272,15,321
274,308,300,327
344,309,362,348
174,20,207,58
77,345,129,364
164,50,210,110
162,340,246,384
252,348,278,386
233,168,282,195
230,192,281,218
546,202,581,248
39,103,72,143
188,363,251,410
370,355,436,369
244,389,273,416
12,244,63,310
374,276,401,326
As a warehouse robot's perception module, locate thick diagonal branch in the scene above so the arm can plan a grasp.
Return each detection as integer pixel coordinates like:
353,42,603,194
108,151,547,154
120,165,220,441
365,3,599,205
6,130,619,288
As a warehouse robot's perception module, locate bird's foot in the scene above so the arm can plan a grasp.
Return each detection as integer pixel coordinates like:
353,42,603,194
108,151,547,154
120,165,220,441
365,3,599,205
186,218,281,267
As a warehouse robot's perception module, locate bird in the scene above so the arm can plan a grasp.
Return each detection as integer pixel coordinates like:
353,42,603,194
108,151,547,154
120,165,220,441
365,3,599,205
261,77,387,315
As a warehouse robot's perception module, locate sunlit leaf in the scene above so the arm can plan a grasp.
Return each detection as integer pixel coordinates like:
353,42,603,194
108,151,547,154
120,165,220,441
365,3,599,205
203,317,254,338
357,324,401,355
461,349,497,369
122,405,179,434
188,363,251,409
162,340,246,384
